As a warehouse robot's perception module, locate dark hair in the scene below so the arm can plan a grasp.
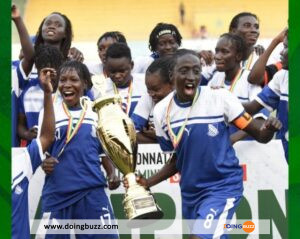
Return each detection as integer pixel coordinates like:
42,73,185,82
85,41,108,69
229,12,259,32
59,60,92,90
34,45,64,72
35,12,73,60
149,23,182,52
97,31,127,47
146,56,173,84
169,49,200,71
105,42,132,61
219,33,248,61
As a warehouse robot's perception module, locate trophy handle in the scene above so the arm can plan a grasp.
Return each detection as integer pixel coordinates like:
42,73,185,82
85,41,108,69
80,96,92,109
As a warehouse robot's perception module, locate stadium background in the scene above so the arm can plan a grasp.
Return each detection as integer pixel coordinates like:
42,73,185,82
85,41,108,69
12,0,288,61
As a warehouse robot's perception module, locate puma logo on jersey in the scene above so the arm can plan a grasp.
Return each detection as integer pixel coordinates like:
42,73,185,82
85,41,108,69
207,124,219,137
91,125,97,138
184,127,191,136
14,185,23,195
55,128,61,140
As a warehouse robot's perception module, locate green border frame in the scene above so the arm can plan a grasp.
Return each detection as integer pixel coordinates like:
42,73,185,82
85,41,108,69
0,1,298,239
0,0,11,239
289,0,300,238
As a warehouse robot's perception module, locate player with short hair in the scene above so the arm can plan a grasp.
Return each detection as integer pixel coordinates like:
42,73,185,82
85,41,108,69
105,42,147,117
229,12,282,83
132,56,174,143
86,31,127,76
127,49,281,239
208,33,269,142
39,60,118,239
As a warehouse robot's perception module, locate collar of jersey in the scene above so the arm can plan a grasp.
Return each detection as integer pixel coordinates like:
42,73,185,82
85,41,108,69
115,80,131,89
173,87,201,108
66,105,82,111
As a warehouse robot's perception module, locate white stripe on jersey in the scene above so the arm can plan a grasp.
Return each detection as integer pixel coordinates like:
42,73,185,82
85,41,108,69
213,198,236,238
208,70,262,102
162,116,225,131
56,119,97,128
23,85,44,113
269,69,288,100
153,87,244,141
12,139,44,189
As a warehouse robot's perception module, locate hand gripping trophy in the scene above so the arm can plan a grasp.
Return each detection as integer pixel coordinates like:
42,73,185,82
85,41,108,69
81,75,163,223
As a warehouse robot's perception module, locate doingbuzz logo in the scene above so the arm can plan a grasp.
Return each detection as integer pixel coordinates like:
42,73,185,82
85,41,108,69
242,221,255,233
224,221,255,233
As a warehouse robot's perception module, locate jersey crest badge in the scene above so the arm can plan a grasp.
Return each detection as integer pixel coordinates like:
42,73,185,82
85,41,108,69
14,185,23,195
207,124,219,137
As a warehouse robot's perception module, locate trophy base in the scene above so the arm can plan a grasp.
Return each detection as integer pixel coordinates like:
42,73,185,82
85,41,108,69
124,195,164,228
123,173,164,227
127,212,164,228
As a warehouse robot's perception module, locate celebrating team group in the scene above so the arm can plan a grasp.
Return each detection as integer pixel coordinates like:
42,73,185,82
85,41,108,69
11,3,288,239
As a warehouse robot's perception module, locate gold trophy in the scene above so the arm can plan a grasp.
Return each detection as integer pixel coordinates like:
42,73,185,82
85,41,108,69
82,75,163,223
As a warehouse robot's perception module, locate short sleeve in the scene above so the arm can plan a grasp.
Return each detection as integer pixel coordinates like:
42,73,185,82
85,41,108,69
153,105,174,152
16,60,30,90
131,94,153,132
221,89,245,123
27,139,45,174
255,76,281,112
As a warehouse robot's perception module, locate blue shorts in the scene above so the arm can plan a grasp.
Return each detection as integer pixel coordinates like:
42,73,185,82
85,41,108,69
183,196,242,239
39,187,119,239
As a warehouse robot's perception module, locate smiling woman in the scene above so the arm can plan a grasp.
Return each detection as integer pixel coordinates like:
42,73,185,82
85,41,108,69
38,60,119,239
229,12,261,71
58,61,90,107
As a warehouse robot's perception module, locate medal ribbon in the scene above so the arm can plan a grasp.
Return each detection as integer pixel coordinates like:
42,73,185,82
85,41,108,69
113,80,133,115
62,102,87,144
57,102,87,158
229,68,244,92
242,52,254,70
166,88,199,149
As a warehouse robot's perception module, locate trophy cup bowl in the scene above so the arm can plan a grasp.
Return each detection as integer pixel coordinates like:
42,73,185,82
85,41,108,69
91,95,163,224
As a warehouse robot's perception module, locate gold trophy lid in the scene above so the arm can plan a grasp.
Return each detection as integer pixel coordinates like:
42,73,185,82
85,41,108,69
93,95,122,111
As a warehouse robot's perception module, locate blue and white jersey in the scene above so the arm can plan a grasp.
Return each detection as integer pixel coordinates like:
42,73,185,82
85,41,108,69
40,102,107,212
256,69,288,160
105,73,147,117
201,51,263,84
131,93,155,132
208,70,263,103
12,139,44,239
17,62,43,129
153,87,245,206
132,55,155,74
14,61,38,91
208,70,269,138
19,78,44,129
